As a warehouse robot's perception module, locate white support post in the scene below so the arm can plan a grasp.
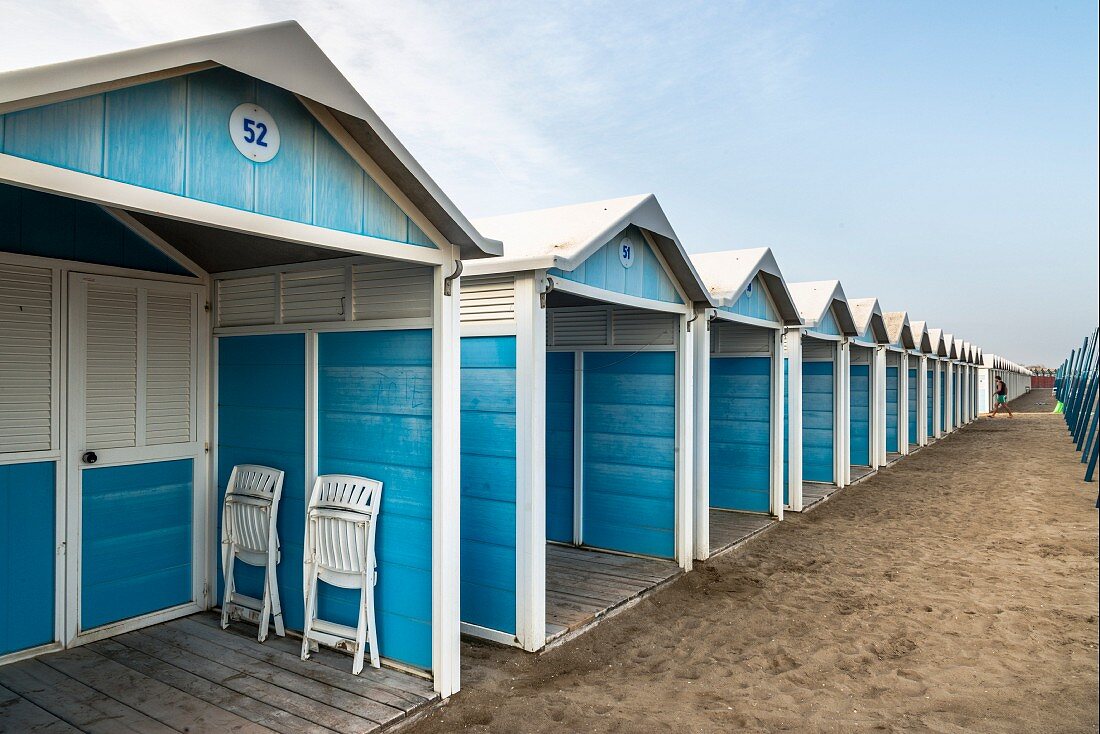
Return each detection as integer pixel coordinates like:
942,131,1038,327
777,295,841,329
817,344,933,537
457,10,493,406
837,340,850,488
692,309,711,561
770,328,785,521
898,354,909,456
514,274,546,652
874,346,887,468
431,262,462,697
675,312,695,572
785,330,803,512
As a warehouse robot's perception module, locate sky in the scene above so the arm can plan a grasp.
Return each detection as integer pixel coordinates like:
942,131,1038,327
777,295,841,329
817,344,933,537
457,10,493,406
1,0,1096,365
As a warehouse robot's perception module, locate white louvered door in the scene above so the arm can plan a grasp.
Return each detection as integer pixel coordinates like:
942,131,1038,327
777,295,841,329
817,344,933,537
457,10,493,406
66,272,207,643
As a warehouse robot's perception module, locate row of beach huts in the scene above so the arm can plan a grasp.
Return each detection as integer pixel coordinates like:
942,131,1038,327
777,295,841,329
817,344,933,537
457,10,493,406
0,22,1033,726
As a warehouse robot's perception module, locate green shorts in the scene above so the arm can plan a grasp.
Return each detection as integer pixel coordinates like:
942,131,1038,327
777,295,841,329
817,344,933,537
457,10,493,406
997,395,1008,404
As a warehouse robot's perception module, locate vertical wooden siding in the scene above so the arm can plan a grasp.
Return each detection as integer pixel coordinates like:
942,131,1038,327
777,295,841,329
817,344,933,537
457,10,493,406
886,365,899,452
545,352,575,544
582,352,675,558
459,337,517,635
720,275,778,322
849,364,871,466
908,367,919,445
803,360,835,483
709,356,772,513
0,461,55,655
0,68,434,249
548,226,682,305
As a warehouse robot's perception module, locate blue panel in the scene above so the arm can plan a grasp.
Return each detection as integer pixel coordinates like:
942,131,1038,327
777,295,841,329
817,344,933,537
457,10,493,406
0,462,55,656
886,366,899,453
582,351,675,558
809,306,841,337
720,275,779,322
317,330,433,670
0,67,433,250
710,356,771,512
459,337,517,635
908,368,919,445
546,352,575,543
939,371,946,432
217,334,306,633
782,358,789,504
548,226,683,305
927,369,935,435
82,460,193,630
803,360,835,483
849,364,871,466
0,183,192,275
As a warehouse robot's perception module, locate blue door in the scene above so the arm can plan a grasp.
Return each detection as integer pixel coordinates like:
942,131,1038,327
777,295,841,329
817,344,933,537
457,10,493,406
803,361,835,483
939,371,946,432
927,369,935,436
907,367,918,445
849,364,871,466
582,351,675,558
710,356,771,513
546,352,575,542
885,366,899,453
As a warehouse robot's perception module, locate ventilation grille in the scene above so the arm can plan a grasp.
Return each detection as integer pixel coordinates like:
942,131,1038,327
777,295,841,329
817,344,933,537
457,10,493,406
712,321,773,355
282,268,346,324
353,262,432,321
550,308,609,348
802,340,836,360
0,264,54,453
217,275,276,327
85,284,139,449
850,347,872,364
460,275,515,323
612,310,675,347
145,292,193,445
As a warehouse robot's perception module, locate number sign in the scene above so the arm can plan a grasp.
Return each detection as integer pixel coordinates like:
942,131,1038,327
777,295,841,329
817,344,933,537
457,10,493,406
619,238,635,268
229,103,281,162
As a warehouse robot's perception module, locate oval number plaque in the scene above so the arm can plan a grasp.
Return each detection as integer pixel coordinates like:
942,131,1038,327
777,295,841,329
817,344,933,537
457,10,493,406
619,237,635,268
229,103,281,162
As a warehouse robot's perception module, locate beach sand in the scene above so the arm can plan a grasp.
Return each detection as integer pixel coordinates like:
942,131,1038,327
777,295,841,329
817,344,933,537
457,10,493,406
409,390,1099,733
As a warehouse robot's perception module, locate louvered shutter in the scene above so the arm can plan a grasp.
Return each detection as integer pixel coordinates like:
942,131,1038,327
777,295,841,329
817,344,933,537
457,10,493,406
0,263,56,453
84,283,139,449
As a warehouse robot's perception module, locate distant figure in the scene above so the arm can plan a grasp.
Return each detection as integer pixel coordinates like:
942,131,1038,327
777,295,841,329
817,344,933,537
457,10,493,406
989,375,1013,418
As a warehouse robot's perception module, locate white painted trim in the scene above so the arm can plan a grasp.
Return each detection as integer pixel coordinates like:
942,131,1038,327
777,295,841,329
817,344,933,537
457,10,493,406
675,311,694,572
711,310,784,330
0,154,446,266
691,309,711,561
874,346,888,468
550,277,690,315
513,273,546,653
101,206,210,281
207,336,220,610
461,322,518,338
785,330,803,512
0,452,62,465
572,352,584,546
918,356,929,446
638,229,692,306
837,340,850,488
460,622,519,647
430,264,462,697
770,328,785,520
213,317,433,337
898,354,909,455
0,248,201,285
0,642,65,667
69,602,204,648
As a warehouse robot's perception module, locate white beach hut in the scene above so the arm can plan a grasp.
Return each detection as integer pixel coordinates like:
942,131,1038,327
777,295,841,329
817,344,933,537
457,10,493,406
846,298,891,480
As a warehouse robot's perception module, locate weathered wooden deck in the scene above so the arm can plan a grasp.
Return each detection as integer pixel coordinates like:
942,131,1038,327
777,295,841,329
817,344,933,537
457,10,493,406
708,509,777,557
800,481,843,512
850,465,877,482
0,613,437,734
544,544,681,648
886,451,903,465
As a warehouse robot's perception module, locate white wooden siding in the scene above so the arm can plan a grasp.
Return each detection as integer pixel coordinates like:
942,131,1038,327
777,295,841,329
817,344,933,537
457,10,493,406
0,263,55,453
712,321,773,355
612,310,675,348
353,261,433,321
281,267,346,324
216,275,277,327
548,306,675,349
803,339,836,360
459,275,515,324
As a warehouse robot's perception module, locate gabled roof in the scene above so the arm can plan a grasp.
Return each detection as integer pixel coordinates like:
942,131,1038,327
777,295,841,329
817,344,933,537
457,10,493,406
0,21,500,260
688,247,801,325
882,311,914,349
908,320,934,353
787,280,858,336
943,333,958,359
468,194,713,303
926,328,948,357
848,298,890,344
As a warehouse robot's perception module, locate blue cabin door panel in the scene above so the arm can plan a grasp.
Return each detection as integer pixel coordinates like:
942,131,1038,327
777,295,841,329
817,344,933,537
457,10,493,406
885,366,899,453
782,359,789,504
907,368,918,445
802,360,835,483
939,373,946,432
927,370,935,435
546,352,575,543
582,351,675,559
849,364,871,466
710,356,771,513
0,462,57,655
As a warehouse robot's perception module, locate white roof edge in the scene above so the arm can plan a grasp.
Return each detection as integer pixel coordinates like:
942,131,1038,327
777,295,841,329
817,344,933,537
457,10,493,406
688,247,802,325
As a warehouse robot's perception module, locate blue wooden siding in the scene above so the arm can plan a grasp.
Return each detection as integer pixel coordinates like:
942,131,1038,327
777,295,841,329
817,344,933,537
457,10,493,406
0,183,191,275
886,366,899,452
217,334,306,634
927,369,935,436
546,352,575,543
849,364,871,466
719,274,778,322
908,367,919,445
0,67,433,249
316,330,433,670
710,356,771,512
582,351,675,558
0,462,55,656
803,360,835,483
81,460,193,630
939,371,946,432
460,337,517,635
548,226,682,305
808,306,841,337
782,358,789,504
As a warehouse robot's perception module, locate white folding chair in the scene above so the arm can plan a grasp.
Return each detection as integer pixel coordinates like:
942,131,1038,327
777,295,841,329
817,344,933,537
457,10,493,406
220,464,286,642
301,474,383,674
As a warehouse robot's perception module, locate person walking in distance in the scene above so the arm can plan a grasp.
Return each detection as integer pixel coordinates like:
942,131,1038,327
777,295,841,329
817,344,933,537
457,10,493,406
989,375,1013,418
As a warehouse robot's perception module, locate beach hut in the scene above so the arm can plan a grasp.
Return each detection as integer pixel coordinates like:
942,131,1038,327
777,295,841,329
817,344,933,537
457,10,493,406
457,195,712,652
688,248,802,560
940,333,959,434
882,312,916,459
907,320,935,448
0,23,499,698
846,299,890,480
953,338,967,428
784,281,859,511
925,329,949,440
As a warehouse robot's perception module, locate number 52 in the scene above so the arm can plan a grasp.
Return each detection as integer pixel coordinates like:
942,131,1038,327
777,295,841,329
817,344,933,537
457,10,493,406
242,118,269,147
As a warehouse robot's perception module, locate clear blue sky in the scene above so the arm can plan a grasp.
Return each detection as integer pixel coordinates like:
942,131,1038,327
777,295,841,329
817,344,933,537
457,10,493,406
2,0,1096,365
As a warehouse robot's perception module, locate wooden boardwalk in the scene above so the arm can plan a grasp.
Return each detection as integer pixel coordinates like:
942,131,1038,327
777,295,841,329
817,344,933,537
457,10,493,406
0,613,437,734
801,481,843,512
545,544,681,647
708,509,777,557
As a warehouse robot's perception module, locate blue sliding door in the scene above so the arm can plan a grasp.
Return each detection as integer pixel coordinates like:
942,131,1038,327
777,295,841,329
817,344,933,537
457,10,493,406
908,367,919,445
546,352,575,543
885,366,899,453
803,360,835,483
1,462,56,655
710,356,771,513
849,364,871,466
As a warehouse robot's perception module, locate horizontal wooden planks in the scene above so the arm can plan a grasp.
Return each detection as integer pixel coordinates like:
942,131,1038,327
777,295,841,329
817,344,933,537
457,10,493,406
708,509,777,556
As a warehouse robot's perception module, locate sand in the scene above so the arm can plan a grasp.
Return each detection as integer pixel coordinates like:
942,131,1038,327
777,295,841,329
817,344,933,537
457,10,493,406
409,390,1099,733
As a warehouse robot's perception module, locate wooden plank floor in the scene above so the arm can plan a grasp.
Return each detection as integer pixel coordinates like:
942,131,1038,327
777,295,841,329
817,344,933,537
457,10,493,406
886,451,903,465
850,465,877,482
545,544,681,646
0,613,437,734
801,481,843,511
708,509,777,556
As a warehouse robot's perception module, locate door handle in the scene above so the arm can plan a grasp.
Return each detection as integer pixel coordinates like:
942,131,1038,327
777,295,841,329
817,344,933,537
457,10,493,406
82,451,98,465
